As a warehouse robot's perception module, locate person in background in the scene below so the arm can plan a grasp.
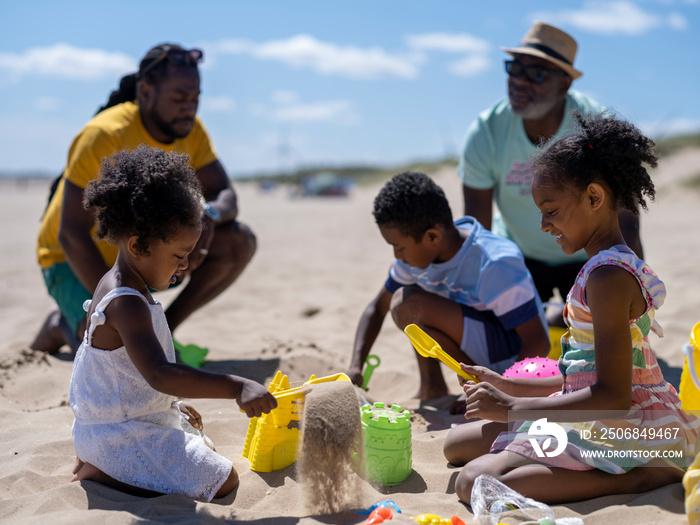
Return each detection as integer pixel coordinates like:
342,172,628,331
458,21,642,324
33,43,255,356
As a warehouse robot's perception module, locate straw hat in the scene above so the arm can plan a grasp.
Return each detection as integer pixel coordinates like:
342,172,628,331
501,21,582,80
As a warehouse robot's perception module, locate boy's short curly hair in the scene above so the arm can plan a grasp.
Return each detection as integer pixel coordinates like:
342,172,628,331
373,171,453,240
531,112,657,215
83,145,203,255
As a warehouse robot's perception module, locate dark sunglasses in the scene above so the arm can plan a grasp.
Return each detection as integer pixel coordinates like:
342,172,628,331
504,59,567,84
140,47,204,78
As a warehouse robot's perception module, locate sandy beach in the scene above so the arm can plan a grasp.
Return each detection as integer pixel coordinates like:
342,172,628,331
2,148,700,524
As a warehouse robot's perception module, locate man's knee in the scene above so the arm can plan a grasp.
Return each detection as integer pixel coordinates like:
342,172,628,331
214,221,257,264
229,221,257,258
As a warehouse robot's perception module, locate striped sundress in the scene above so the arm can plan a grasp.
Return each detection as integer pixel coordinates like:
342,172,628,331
491,245,700,473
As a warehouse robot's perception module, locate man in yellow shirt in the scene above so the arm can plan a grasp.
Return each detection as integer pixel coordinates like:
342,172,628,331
33,43,256,355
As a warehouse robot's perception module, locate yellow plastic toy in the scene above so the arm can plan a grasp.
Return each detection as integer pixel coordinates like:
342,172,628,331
680,321,700,412
411,514,466,525
547,326,566,360
681,322,700,524
242,371,351,472
404,324,478,383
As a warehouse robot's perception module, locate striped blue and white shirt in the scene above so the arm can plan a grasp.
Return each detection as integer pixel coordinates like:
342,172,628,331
385,216,546,333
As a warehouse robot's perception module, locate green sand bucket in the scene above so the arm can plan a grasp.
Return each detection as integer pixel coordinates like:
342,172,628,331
361,402,412,485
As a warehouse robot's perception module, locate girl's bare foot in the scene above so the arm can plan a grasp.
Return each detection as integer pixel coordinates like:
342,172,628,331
71,459,104,482
72,456,85,475
71,455,163,497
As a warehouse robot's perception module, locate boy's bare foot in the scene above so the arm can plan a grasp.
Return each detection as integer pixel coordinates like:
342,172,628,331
416,385,449,400
30,309,81,355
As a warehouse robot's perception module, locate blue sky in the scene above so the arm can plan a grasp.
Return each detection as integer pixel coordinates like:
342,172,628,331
1,0,698,177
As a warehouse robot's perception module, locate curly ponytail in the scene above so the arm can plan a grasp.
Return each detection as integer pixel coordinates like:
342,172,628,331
531,112,657,215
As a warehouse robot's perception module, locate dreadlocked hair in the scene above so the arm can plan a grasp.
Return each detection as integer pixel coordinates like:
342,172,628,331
83,145,203,255
373,171,453,241
531,112,657,215
94,43,188,115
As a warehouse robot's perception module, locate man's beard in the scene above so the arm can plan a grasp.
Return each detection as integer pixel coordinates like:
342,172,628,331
149,109,194,141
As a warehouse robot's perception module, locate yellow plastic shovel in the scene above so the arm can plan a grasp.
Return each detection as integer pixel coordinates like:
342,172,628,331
404,324,478,383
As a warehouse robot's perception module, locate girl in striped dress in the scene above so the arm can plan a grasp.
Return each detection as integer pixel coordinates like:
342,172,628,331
443,113,699,504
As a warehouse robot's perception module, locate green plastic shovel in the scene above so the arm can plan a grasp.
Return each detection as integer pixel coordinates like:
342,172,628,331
403,324,478,383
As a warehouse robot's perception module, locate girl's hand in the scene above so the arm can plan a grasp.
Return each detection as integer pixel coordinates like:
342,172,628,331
237,379,278,418
463,381,514,423
178,402,203,430
459,363,506,388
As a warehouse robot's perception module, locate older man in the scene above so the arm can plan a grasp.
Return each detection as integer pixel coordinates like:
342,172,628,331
459,22,641,320
33,43,255,354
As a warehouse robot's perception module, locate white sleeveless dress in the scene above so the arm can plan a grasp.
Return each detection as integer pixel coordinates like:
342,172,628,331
69,287,232,501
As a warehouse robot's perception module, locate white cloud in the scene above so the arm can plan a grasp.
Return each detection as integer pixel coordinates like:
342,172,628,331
405,32,492,77
448,55,491,77
667,12,689,29
211,35,419,79
34,96,62,112
405,33,491,54
200,95,236,112
271,90,299,104
272,99,357,123
533,1,687,35
639,117,700,138
644,0,697,4
214,39,256,54
0,43,135,81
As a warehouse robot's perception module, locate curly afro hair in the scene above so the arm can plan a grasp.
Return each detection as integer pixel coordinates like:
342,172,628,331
373,171,453,240
83,145,203,255
531,112,657,215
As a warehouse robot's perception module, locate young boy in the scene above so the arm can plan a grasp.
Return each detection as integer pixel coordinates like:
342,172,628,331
346,171,550,399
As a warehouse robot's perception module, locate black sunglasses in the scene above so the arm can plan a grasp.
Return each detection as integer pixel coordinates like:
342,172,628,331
140,47,204,78
504,59,567,84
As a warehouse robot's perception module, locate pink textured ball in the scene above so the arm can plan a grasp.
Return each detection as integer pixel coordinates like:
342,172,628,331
502,357,561,378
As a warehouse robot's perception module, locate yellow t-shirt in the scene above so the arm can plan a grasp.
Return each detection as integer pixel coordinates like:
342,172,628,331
37,101,217,269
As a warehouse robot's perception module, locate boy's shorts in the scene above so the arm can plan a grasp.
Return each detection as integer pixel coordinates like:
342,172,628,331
460,304,522,374
42,262,92,336
524,257,585,303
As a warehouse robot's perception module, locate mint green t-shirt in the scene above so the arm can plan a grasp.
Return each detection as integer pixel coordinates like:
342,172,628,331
458,90,604,264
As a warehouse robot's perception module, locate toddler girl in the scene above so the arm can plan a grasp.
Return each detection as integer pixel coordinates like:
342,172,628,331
69,145,276,500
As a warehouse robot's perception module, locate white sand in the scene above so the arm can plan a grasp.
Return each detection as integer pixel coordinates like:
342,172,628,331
1,148,699,524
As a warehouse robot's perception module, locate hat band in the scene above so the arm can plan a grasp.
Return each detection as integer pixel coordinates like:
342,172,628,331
521,42,572,66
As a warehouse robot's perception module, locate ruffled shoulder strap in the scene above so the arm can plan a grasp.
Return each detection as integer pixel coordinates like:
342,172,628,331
581,245,666,336
84,287,148,346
